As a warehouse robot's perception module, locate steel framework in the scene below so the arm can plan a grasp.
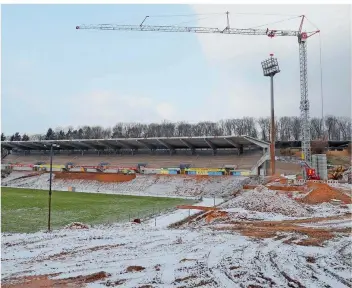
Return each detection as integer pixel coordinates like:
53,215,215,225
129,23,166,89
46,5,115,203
76,14,320,165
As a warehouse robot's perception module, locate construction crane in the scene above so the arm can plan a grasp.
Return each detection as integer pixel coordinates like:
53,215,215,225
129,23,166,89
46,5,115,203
76,12,320,166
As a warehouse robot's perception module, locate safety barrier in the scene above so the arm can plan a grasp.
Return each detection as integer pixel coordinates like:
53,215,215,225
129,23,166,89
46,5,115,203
327,179,339,185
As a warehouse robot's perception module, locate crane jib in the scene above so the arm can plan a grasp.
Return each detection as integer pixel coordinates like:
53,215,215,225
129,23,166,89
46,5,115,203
76,25,300,37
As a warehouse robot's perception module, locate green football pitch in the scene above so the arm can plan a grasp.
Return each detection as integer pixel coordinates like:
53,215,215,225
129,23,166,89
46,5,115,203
1,187,195,233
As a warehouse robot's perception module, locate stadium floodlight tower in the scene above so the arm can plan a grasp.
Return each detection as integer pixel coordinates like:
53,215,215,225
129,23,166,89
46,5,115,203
261,54,280,176
44,143,60,231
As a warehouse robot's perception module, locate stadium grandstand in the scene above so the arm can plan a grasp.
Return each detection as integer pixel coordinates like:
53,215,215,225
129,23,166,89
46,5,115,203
1,136,270,175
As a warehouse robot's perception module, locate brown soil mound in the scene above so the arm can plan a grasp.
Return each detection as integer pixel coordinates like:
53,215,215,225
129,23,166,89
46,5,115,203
205,211,229,223
126,266,145,272
176,205,219,211
302,183,352,204
216,214,351,246
243,184,305,192
54,171,135,182
2,271,110,288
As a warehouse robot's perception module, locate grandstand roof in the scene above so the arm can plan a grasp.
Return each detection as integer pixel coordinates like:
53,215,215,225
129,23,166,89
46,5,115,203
1,136,269,151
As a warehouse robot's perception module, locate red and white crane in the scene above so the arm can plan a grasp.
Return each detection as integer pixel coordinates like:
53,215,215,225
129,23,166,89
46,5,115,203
76,13,320,166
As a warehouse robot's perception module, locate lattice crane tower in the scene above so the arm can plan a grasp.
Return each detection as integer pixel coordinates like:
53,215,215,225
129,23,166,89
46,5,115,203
76,13,320,165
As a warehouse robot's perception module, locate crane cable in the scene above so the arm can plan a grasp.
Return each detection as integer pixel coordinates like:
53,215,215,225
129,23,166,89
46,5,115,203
246,15,302,29
318,33,325,137
147,12,300,18
305,16,325,136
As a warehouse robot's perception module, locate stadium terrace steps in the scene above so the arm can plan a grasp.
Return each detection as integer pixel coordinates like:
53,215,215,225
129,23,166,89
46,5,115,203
3,153,262,169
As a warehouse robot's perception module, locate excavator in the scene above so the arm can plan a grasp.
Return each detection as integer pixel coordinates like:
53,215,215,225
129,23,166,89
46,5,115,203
300,161,320,180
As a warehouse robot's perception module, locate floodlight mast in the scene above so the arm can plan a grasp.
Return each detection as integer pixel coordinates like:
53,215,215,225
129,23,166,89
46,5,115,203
261,54,280,176
76,14,320,166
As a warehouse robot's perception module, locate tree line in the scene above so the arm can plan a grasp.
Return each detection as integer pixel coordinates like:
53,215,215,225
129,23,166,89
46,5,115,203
2,115,351,142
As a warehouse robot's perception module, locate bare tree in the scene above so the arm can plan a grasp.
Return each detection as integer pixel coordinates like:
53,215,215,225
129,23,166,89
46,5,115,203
325,115,338,140
336,116,351,141
278,116,292,141
9,115,351,143
258,117,270,141
112,123,124,138
175,122,193,137
82,126,92,139
310,117,324,140
291,117,301,141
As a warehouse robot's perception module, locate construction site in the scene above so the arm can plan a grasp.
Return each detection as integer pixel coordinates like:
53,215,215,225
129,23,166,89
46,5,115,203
1,6,352,288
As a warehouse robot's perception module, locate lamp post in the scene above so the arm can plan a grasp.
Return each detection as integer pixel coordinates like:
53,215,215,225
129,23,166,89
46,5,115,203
44,143,60,231
261,54,280,176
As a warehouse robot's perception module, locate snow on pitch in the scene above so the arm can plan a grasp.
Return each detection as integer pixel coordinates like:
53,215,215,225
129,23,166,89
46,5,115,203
2,222,351,288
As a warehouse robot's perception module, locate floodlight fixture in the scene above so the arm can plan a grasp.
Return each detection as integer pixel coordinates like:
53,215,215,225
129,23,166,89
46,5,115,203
261,54,280,77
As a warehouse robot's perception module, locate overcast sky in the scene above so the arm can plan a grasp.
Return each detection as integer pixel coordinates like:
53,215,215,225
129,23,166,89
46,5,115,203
1,4,351,135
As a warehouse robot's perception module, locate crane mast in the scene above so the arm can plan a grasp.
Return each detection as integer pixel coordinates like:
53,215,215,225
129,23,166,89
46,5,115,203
76,14,319,166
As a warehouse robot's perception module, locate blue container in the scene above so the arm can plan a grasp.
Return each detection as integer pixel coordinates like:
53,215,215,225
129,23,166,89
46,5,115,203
169,170,178,175
187,171,197,175
232,171,241,176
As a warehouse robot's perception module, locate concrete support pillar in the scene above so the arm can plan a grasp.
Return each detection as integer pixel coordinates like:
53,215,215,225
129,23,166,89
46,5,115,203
212,149,217,156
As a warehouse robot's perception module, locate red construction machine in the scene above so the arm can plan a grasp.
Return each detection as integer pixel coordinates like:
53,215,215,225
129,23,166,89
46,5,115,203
300,161,320,180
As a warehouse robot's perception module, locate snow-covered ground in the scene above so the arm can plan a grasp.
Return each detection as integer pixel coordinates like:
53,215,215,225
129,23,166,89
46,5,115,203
145,197,224,228
2,171,352,287
2,222,351,288
2,172,249,198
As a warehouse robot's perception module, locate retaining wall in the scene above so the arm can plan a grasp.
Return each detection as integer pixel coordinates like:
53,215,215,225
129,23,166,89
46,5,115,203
53,172,136,182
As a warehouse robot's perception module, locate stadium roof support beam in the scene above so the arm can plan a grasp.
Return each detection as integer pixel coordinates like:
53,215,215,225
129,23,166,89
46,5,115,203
62,141,88,150
156,139,174,150
5,142,33,150
27,142,52,150
135,139,156,150
180,139,195,150
95,141,118,150
242,136,270,149
223,138,240,148
156,139,175,155
204,138,216,150
114,140,138,150
75,141,98,149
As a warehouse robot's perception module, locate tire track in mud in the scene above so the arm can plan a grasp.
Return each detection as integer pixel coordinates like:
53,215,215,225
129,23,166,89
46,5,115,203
206,243,237,287
317,261,352,287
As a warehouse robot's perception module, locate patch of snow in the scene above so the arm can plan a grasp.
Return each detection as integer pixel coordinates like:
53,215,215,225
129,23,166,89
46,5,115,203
2,222,351,287
221,189,309,217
